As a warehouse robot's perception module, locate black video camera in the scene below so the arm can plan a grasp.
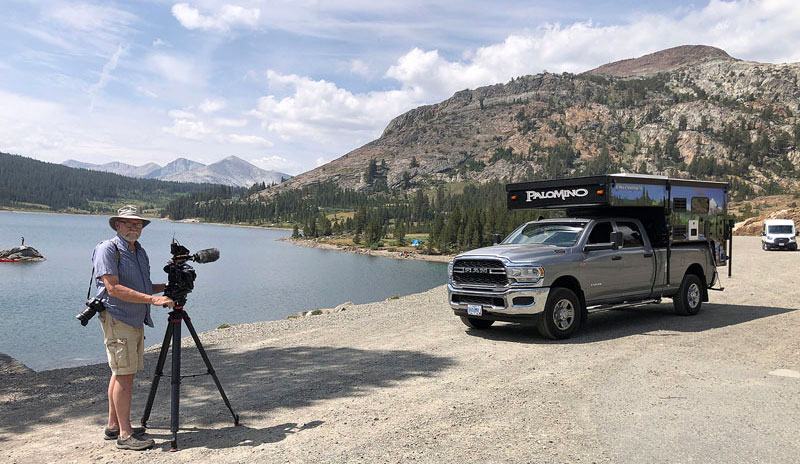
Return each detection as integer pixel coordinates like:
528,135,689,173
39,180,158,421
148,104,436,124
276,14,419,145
76,298,106,326
163,240,219,307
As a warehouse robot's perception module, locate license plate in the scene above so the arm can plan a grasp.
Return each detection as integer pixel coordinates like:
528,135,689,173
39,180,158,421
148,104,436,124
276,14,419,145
780,243,785,246
467,304,483,316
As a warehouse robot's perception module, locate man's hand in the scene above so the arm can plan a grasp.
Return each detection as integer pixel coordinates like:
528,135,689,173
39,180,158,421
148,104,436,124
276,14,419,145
152,296,175,308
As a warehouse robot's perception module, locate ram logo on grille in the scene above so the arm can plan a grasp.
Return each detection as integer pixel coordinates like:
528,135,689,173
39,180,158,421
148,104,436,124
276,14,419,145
463,267,491,273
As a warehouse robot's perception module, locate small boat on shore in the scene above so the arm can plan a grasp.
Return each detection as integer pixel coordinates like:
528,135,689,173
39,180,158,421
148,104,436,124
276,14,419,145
0,258,20,262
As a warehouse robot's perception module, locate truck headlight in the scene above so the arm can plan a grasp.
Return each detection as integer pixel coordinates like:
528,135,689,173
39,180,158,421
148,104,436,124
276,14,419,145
447,260,454,281
507,266,544,283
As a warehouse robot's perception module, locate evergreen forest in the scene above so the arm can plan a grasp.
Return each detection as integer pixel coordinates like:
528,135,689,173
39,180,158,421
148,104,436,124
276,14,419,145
0,152,211,213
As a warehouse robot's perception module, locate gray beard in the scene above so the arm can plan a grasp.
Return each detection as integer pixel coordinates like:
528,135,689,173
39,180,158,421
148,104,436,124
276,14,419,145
119,231,140,243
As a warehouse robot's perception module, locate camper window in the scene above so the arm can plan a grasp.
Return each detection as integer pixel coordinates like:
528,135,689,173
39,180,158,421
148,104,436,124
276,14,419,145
691,197,710,214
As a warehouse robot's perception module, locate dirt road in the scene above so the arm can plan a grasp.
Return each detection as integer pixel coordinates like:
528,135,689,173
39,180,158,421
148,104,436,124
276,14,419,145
1,236,799,463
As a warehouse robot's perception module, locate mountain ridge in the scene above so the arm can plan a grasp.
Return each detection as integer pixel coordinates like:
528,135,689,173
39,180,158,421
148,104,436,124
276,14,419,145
63,156,290,187
260,44,800,200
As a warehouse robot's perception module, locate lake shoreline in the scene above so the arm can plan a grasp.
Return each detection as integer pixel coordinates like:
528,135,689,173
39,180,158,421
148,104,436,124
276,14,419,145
280,237,454,263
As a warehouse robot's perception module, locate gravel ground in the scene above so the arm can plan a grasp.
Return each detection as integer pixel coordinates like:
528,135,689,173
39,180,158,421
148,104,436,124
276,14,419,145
1,236,799,463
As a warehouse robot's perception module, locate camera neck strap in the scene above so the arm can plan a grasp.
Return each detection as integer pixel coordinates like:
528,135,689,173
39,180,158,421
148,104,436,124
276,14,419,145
87,241,120,299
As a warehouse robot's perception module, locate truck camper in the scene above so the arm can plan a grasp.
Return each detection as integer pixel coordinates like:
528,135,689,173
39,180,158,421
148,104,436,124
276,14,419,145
448,173,732,339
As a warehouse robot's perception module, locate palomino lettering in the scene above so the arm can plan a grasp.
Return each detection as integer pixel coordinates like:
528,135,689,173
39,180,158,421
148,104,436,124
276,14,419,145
526,188,589,202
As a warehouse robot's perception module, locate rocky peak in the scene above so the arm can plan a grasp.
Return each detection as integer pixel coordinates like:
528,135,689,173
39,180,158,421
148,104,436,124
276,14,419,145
587,45,736,77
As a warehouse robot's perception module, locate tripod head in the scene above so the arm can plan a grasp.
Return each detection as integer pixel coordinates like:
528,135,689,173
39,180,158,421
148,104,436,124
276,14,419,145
163,239,219,307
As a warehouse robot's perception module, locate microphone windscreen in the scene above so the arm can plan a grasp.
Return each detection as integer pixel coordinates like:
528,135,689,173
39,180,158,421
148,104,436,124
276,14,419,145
192,248,219,263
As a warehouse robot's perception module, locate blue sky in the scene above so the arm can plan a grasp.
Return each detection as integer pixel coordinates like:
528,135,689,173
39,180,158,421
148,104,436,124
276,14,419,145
2,0,800,175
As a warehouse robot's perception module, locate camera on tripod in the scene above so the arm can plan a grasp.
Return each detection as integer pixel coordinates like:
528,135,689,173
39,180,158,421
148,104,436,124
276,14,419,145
76,239,219,325
163,240,219,307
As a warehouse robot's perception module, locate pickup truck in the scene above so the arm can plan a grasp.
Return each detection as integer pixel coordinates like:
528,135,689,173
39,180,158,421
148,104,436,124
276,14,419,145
448,216,720,339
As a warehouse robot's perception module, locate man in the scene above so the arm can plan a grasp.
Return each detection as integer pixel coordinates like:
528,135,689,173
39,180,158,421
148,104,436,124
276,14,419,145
92,205,174,451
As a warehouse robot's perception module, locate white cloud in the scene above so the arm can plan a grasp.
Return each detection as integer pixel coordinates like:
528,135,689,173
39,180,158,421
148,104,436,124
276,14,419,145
315,156,326,167
153,38,166,47
228,134,271,145
163,119,212,140
171,3,261,32
146,53,204,85
88,44,124,111
46,2,137,32
199,98,226,113
168,109,196,119
251,70,418,146
384,1,800,99
252,155,301,173
349,59,370,76
214,118,248,127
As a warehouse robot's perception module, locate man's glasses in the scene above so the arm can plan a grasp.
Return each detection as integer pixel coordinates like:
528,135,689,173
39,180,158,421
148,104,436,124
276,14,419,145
118,221,144,229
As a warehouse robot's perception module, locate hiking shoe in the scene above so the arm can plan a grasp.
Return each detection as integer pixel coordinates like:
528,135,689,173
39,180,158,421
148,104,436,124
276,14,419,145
104,426,147,440
116,434,155,451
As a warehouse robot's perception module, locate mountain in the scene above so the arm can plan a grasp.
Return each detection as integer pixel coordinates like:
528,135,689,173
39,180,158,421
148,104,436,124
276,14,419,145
63,159,161,177
160,155,289,187
2,152,210,212
62,156,290,188
261,45,800,200
144,158,205,179
587,45,736,77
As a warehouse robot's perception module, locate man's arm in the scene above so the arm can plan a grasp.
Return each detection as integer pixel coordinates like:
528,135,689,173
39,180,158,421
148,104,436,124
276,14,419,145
101,275,174,308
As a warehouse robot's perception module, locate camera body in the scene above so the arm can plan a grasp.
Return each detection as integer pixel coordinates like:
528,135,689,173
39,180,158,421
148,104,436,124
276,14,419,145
163,241,219,307
76,297,106,326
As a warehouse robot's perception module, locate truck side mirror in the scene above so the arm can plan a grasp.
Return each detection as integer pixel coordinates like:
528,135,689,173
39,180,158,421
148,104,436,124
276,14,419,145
610,231,623,250
493,233,503,245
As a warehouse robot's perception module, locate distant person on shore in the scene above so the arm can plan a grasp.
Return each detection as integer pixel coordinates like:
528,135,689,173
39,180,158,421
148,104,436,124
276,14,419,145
92,205,174,451
20,236,24,246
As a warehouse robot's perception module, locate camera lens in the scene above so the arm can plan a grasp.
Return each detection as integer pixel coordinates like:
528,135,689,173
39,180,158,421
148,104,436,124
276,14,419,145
75,307,95,326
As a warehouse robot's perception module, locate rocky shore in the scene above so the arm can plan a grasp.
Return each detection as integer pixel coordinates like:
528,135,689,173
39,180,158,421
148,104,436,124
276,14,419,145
0,245,45,262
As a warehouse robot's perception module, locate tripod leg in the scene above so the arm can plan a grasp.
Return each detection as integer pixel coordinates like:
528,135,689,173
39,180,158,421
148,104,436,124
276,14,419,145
183,314,240,425
170,314,182,451
141,320,174,428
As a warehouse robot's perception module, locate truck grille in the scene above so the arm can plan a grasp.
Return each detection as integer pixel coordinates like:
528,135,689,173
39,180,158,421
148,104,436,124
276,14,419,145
452,259,507,286
451,294,505,308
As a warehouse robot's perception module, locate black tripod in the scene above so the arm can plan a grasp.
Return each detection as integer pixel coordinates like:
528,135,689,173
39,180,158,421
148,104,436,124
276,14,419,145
140,306,239,451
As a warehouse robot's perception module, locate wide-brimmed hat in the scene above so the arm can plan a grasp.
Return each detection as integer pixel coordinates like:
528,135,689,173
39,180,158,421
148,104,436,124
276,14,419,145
109,205,151,231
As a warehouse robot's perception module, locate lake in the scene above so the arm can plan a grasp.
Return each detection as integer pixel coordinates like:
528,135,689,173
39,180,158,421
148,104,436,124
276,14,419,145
0,211,447,371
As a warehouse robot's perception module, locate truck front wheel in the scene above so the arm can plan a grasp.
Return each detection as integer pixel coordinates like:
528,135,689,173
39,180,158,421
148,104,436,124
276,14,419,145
538,288,581,340
674,274,703,316
460,316,494,330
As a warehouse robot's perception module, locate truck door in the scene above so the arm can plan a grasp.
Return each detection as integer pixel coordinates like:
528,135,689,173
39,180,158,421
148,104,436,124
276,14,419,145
613,220,656,299
581,220,619,303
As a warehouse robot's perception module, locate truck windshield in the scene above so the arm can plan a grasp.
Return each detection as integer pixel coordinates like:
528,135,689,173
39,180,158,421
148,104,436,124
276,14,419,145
768,225,794,234
503,222,587,247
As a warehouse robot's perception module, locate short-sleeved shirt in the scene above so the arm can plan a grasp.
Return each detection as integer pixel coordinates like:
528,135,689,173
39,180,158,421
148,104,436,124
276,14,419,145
92,234,154,329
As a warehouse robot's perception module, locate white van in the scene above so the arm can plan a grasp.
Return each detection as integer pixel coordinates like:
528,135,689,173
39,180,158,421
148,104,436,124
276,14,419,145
762,219,798,251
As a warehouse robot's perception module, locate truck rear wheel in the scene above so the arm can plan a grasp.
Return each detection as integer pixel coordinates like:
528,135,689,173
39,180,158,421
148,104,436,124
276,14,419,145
537,288,581,340
674,274,703,316
460,316,494,330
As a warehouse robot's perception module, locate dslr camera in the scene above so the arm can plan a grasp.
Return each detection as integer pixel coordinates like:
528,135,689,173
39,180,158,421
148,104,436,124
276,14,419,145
76,298,106,326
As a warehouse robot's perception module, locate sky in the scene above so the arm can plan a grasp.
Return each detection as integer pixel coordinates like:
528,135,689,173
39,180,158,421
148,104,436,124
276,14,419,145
2,0,800,176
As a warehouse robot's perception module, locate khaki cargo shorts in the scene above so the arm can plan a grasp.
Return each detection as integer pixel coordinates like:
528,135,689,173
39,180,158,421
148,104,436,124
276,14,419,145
99,312,144,375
